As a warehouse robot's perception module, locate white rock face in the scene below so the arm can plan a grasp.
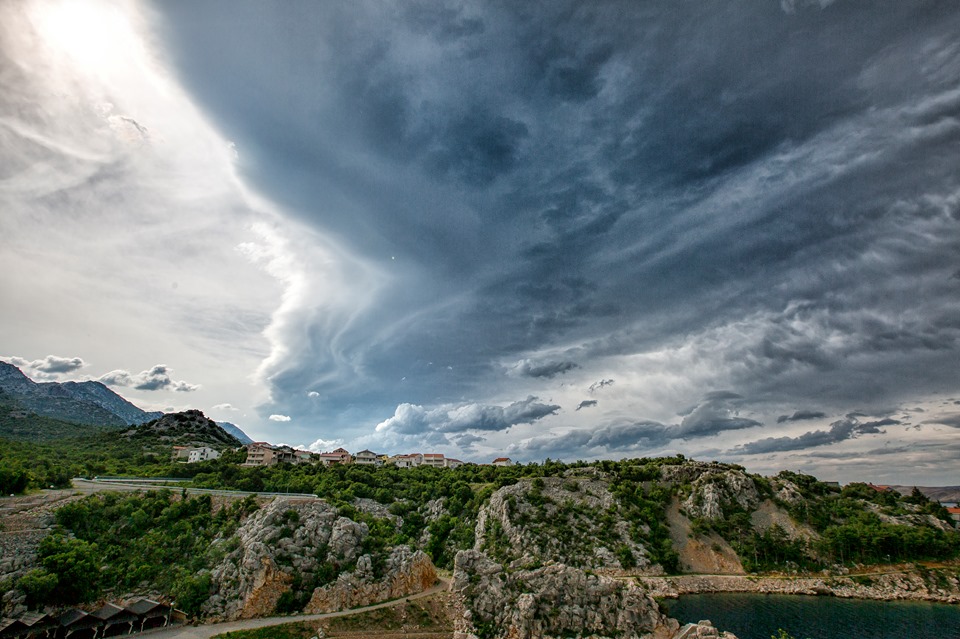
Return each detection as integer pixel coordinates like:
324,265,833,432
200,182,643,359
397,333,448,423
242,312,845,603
474,477,651,572
679,468,761,521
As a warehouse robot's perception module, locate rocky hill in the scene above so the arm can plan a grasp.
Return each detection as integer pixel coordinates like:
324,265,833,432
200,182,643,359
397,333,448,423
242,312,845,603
448,458,959,638
122,409,242,449
0,361,161,429
2,455,957,638
204,499,436,620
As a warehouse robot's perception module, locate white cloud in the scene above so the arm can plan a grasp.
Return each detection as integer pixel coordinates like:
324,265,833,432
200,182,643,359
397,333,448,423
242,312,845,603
269,414,291,422
3,354,86,375
98,365,199,392
0,0,280,431
307,438,342,452
212,403,240,411
307,391,320,398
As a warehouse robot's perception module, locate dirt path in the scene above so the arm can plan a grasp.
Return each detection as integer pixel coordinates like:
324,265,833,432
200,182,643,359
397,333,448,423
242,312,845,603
138,578,451,639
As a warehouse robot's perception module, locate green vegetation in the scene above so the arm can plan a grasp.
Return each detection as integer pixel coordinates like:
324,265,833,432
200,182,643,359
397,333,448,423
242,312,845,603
216,621,316,639
4,420,958,620
0,403,109,442
690,471,960,571
607,461,680,573
0,462,30,494
15,490,259,611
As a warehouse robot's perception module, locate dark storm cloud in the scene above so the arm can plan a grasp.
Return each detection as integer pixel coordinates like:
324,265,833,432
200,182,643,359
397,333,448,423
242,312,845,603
735,415,900,455
148,1,960,449
923,414,960,429
777,410,827,424
509,392,763,460
509,359,579,379
589,379,614,394
509,420,669,458
451,433,485,449
676,392,761,438
376,396,560,436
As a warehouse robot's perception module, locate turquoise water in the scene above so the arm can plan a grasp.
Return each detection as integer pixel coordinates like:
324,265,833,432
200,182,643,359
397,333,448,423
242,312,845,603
663,593,960,639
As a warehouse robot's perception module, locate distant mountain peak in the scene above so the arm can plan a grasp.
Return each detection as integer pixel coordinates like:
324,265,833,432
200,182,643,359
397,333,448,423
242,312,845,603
0,361,162,428
217,421,253,444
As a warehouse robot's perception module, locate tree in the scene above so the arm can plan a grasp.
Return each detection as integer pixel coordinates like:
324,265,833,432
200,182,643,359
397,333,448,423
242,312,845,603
36,534,100,604
171,572,212,617
17,569,58,608
0,463,28,494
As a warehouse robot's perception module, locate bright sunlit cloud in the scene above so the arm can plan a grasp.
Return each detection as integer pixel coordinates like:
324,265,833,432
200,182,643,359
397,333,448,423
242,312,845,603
31,0,144,79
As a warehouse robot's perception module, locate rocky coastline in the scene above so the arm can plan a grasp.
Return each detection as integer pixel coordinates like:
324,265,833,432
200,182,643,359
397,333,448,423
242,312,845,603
637,566,960,604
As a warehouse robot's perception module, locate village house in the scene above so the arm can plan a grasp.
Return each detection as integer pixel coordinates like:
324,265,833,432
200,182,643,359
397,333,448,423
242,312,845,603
353,449,379,465
492,457,513,467
422,453,446,468
389,453,422,468
243,442,294,466
292,449,316,464
171,446,191,461
186,447,220,463
317,447,352,465
444,458,465,469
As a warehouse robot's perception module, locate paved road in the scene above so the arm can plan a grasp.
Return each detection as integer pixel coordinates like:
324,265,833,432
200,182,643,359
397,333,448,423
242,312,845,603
138,578,450,639
69,479,318,500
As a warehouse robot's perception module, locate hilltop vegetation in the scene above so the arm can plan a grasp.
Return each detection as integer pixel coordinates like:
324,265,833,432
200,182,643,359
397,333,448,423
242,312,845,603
5,453,958,626
0,409,244,492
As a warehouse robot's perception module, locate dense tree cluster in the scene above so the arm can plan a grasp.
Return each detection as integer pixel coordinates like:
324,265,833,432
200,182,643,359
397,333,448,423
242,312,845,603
17,490,258,613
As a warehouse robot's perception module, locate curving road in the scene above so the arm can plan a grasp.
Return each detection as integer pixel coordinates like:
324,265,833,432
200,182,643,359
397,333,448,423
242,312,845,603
138,578,451,639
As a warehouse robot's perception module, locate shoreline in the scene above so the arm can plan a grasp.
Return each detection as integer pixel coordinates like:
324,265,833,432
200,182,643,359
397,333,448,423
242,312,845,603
635,567,960,605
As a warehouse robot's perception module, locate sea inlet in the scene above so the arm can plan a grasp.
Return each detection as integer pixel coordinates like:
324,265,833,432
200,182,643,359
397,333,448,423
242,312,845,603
664,592,960,639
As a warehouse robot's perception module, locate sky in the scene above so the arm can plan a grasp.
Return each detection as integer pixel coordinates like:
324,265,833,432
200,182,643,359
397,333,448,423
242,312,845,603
2,0,960,485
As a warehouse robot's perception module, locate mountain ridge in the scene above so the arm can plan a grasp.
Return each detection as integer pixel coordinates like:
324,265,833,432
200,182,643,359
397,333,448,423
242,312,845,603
0,361,162,427
218,420,253,444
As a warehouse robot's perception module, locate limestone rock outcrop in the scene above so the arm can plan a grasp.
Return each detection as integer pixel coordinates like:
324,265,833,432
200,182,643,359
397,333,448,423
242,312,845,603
474,477,651,572
676,467,760,521
453,549,679,639
203,498,436,620
305,545,436,613
672,620,738,639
